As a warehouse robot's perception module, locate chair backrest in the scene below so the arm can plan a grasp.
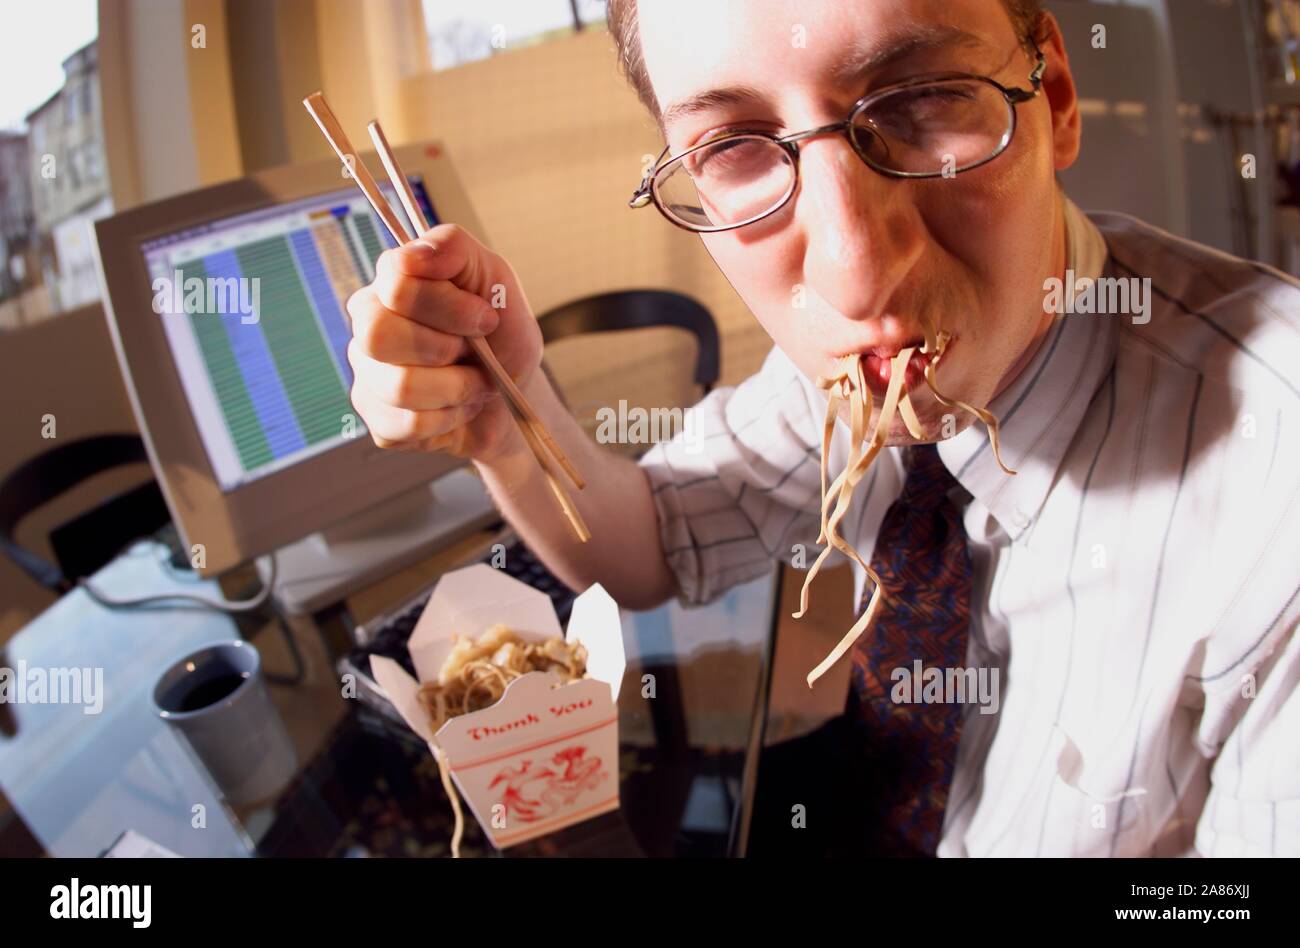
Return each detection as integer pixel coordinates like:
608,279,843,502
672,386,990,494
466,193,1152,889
537,290,722,393
0,434,165,593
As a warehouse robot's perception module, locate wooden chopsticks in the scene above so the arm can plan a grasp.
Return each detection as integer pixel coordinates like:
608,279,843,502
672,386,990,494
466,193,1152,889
303,93,589,543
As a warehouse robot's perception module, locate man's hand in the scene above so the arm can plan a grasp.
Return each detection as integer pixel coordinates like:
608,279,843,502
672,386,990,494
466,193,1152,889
344,223,677,611
346,223,541,461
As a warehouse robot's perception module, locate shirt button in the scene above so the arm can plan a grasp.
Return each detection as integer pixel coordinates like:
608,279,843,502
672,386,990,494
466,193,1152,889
1012,507,1031,529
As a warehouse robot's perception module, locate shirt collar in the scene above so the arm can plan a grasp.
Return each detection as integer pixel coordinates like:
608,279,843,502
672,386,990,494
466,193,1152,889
936,195,1118,541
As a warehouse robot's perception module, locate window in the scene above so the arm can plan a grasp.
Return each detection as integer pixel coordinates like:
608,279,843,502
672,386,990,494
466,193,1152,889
0,0,104,317
422,0,607,71
67,144,83,190
84,143,102,183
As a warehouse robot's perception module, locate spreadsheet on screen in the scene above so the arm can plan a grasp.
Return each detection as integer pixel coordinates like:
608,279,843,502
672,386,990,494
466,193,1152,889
140,180,437,492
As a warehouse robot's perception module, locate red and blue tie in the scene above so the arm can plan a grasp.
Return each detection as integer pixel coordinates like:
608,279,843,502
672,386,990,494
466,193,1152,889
846,442,974,856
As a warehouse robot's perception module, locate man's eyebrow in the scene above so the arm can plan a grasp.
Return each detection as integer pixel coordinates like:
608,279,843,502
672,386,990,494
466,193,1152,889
661,85,767,130
660,25,988,131
829,24,988,87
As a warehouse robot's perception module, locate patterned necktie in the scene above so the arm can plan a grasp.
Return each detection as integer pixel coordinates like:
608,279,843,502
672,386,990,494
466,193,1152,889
846,442,974,857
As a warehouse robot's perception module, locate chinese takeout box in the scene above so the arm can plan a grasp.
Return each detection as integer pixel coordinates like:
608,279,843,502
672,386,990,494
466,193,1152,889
369,563,626,849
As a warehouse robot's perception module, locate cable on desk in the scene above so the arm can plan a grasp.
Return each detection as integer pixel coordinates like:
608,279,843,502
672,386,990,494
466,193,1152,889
78,554,278,614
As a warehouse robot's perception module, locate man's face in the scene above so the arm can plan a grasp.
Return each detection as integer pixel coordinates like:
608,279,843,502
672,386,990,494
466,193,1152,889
637,0,1080,443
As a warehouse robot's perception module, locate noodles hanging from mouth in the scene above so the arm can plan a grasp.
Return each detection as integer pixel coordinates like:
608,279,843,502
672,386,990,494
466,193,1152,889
918,315,1016,477
798,317,1016,688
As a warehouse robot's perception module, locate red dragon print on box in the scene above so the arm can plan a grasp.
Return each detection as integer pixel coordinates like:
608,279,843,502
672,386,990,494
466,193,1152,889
489,744,608,823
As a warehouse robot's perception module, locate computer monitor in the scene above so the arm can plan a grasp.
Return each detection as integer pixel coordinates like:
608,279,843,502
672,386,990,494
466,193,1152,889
94,143,498,608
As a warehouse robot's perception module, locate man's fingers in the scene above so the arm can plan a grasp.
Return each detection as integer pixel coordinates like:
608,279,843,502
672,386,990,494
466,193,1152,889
383,223,482,286
349,343,496,411
351,384,486,446
371,256,499,336
347,287,469,366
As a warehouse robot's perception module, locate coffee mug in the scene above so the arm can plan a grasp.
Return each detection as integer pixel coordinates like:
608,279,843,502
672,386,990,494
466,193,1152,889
153,640,297,806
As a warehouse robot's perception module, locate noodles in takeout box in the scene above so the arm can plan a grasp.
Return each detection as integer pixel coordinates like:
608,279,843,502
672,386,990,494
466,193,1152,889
370,564,626,856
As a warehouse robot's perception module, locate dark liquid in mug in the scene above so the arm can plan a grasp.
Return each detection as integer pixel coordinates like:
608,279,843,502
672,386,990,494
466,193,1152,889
172,672,248,712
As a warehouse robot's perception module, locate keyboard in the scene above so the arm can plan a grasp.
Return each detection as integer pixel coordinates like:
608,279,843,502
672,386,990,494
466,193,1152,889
340,537,578,729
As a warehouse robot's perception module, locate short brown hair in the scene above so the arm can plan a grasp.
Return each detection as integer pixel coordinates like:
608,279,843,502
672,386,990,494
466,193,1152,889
607,0,1047,125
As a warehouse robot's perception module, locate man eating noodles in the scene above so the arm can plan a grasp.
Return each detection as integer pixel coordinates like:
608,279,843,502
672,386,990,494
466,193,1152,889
345,0,1299,857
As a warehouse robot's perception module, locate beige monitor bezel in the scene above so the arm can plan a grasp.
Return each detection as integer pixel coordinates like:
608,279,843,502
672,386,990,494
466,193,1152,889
95,142,485,577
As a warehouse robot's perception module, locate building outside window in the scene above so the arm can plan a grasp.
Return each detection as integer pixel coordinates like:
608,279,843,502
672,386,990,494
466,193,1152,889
0,0,107,326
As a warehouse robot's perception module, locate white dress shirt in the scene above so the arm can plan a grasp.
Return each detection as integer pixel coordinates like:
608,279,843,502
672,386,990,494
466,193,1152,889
639,196,1300,856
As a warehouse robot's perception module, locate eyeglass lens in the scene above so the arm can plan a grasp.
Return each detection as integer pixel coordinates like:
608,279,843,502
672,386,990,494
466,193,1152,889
656,78,1016,230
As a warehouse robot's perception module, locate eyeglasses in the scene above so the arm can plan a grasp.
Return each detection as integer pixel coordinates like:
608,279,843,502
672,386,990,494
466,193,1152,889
630,48,1047,233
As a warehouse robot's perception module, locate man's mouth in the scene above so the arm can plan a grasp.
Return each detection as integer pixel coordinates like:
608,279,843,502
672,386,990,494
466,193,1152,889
837,335,953,398
862,348,930,396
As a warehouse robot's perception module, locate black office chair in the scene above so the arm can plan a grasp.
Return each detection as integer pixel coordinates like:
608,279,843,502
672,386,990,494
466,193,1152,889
537,289,721,849
538,289,722,395
0,433,170,595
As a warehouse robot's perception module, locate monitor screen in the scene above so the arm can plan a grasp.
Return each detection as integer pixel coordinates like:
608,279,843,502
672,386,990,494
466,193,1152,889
140,179,437,492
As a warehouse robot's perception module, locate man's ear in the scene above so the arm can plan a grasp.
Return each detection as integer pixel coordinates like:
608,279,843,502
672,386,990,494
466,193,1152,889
1036,12,1082,173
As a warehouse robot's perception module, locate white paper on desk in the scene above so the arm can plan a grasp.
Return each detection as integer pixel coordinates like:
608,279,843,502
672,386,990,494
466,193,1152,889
103,829,182,858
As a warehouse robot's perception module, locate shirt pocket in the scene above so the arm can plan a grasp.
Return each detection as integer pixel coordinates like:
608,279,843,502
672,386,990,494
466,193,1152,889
1037,725,1153,856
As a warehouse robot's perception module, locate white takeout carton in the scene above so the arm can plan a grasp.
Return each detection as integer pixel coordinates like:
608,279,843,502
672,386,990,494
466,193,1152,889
369,563,626,849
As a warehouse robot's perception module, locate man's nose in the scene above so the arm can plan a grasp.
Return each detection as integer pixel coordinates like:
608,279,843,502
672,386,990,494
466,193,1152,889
794,136,924,322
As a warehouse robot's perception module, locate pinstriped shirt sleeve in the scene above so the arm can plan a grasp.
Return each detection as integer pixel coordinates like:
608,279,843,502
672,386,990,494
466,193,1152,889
938,206,1300,858
638,345,826,606
1196,611,1300,856
1186,408,1300,854
1095,212,1300,855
